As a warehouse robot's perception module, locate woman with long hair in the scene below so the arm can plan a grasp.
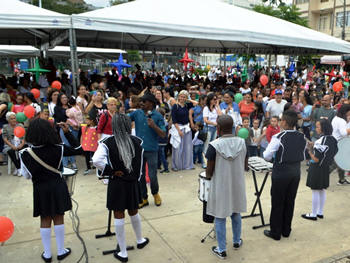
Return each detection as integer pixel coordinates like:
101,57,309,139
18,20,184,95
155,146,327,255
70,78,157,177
19,119,82,262
86,89,107,124
203,93,222,153
47,89,59,117
302,119,338,220
93,114,149,262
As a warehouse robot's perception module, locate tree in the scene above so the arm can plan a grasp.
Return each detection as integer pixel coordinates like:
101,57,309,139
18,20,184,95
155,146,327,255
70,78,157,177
32,0,87,14
253,4,308,27
262,0,286,7
109,0,134,6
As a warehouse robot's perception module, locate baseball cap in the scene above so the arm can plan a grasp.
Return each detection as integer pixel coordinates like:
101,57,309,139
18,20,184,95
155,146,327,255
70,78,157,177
275,89,283,95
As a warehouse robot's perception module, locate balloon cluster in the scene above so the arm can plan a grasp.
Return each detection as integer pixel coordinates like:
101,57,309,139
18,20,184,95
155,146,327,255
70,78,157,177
333,81,343,92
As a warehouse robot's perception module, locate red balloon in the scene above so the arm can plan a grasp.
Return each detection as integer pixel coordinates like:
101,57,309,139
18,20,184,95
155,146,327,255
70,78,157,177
14,126,25,138
260,75,269,86
333,81,343,92
0,216,14,243
343,71,347,76
23,105,35,119
31,88,40,99
51,81,62,90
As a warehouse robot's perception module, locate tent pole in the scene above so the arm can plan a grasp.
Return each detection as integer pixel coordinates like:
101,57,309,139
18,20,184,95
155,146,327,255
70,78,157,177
69,24,79,96
223,50,227,75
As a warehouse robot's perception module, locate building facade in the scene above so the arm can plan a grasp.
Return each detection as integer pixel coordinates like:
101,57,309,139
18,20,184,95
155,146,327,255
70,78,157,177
293,0,350,41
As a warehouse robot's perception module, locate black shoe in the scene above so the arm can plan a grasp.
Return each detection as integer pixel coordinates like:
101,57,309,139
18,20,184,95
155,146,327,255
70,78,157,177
301,213,317,221
263,230,280,240
0,161,7,166
41,253,52,263
233,239,243,249
282,233,290,238
160,169,169,174
317,214,324,219
113,252,128,262
57,248,71,261
137,237,150,249
211,246,227,259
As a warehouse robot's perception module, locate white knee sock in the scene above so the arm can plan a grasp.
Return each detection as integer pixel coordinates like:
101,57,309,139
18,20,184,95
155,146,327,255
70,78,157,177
115,219,127,258
40,228,52,258
318,189,326,216
54,224,67,256
311,190,320,217
130,213,146,244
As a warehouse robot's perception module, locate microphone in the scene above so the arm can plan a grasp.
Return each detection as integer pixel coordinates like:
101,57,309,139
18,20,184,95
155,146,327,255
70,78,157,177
147,110,152,118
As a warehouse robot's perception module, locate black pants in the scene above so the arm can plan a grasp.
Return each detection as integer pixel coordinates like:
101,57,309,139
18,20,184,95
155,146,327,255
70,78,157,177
270,173,300,238
7,149,20,169
84,151,93,170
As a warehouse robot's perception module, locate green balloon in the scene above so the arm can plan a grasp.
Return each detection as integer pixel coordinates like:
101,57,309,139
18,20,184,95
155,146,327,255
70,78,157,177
235,93,243,103
16,112,27,123
344,82,349,87
7,102,13,111
238,127,249,139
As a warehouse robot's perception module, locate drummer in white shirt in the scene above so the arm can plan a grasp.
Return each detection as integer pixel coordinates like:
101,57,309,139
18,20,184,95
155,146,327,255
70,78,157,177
331,104,350,185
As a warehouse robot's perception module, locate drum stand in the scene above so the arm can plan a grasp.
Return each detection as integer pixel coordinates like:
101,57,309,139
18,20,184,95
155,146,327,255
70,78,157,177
96,176,135,255
201,227,215,243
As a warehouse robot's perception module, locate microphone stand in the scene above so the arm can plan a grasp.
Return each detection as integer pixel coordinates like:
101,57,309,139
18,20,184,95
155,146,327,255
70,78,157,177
96,175,134,255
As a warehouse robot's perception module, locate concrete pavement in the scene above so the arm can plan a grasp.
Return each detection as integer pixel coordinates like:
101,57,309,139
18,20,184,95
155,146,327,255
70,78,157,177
0,157,350,263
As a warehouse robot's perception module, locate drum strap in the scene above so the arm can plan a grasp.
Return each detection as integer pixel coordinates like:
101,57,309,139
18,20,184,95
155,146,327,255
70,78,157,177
27,148,62,177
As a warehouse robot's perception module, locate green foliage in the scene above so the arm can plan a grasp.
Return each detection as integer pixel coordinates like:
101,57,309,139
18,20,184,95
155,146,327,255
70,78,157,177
253,3,308,27
262,0,286,7
126,50,141,63
109,0,134,6
195,68,209,76
32,0,88,14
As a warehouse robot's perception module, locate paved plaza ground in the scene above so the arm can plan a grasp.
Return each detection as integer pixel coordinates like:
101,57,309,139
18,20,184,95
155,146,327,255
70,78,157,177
0,157,350,263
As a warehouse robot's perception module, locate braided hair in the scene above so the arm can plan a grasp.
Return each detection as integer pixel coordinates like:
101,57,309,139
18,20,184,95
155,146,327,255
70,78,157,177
112,113,135,173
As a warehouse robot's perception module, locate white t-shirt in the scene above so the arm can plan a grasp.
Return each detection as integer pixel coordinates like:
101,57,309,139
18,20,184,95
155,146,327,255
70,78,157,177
332,116,348,141
203,106,218,127
76,96,88,109
266,99,287,117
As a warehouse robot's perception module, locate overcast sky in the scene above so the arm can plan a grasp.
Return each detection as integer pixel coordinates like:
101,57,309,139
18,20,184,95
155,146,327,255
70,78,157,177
85,0,293,8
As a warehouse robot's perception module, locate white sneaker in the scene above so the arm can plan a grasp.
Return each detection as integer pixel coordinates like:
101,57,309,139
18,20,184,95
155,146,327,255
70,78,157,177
102,179,109,185
12,168,17,176
17,170,22,177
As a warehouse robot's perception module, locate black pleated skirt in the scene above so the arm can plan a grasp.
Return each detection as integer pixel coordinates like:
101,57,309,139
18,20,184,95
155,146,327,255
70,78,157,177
33,178,72,217
107,178,140,211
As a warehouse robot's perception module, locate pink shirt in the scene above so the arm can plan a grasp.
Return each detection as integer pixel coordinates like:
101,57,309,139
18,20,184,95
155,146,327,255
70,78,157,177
66,106,84,127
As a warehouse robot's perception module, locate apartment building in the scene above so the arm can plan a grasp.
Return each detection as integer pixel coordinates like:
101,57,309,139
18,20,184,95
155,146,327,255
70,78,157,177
293,0,350,41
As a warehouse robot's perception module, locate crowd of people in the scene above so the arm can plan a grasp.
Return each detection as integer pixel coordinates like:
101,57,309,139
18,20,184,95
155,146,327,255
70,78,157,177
1,59,350,261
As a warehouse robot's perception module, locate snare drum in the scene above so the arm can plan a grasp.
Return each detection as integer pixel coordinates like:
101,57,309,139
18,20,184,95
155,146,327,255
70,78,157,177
198,171,211,202
63,167,77,196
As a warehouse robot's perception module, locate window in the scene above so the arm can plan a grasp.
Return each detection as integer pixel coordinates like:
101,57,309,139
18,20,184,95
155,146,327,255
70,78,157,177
319,14,328,31
336,11,350,27
295,0,309,4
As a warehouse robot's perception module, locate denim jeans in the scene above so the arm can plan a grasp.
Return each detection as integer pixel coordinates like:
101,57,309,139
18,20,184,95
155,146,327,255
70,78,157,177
140,151,159,200
204,126,217,154
215,213,242,252
193,144,204,165
59,128,76,167
158,146,168,171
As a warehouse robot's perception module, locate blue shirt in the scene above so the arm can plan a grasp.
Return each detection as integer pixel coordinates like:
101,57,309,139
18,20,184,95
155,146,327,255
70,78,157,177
192,105,204,124
129,109,166,152
302,104,313,127
220,101,240,113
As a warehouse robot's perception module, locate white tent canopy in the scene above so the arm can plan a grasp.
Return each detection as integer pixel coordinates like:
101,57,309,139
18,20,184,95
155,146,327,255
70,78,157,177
0,0,70,47
320,55,343,65
71,0,350,55
0,45,126,59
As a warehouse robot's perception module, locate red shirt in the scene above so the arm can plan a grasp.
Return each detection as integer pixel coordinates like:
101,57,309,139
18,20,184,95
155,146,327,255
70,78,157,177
97,111,113,135
266,125,280,143
239,101,255,118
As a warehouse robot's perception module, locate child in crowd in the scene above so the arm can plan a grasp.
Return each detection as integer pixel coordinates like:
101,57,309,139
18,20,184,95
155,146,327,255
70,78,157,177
291,95,303,114
12,94,25,113
157,108,169,173
81,116,98,175
250,119,261,157
266,116,280,143
192,122,206,168
257,119,270,157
